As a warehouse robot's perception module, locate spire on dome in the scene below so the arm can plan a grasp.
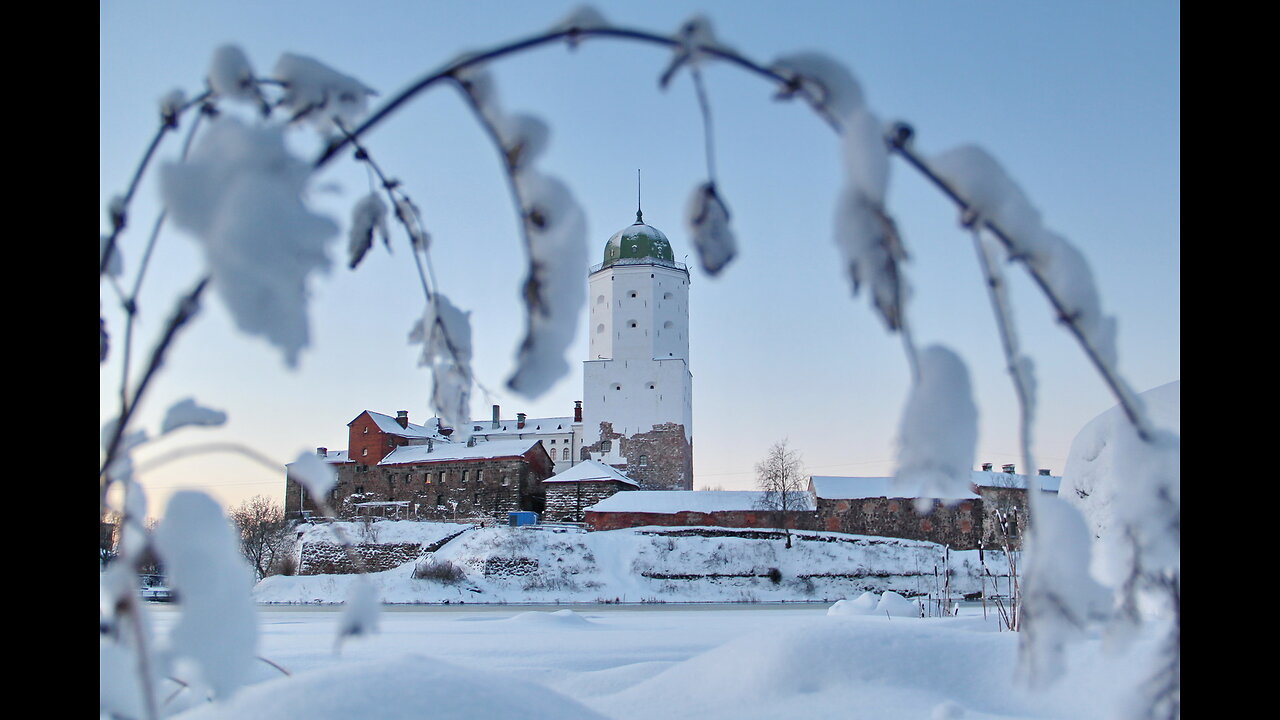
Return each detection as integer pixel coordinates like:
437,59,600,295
636,168,643,224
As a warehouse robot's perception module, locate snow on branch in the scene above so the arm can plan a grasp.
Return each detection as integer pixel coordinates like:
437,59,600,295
659,15,726,89
160,397,228,435
769,52,864,127
207,45,261,105
685,182,736,275
272,53,377,134
161,117,338,369
929,145,1139,416
154,491,258,701
410,292,474,438
507,171,588,397
834,108,909,334
347,192,389,269
894,345,978,511
449,65,587,399
551,5,612,48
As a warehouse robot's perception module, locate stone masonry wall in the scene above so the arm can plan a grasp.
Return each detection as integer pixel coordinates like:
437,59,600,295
582,421,692,491
285,456,550,522
298,541,423,575
816,497,983,549
544,482,633,522
586,509,818,532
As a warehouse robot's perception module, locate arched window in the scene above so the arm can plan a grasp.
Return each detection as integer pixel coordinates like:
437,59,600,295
562,448,569,461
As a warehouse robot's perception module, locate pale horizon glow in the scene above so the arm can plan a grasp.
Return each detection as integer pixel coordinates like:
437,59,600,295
100,1,1179,517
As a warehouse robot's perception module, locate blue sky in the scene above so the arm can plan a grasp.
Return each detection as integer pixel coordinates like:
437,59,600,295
100,1,1179,515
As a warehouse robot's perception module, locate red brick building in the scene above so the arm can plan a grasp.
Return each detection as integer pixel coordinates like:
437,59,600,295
285,410,555,521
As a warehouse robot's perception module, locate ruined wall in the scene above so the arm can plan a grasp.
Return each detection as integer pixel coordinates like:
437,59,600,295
582,421,692,491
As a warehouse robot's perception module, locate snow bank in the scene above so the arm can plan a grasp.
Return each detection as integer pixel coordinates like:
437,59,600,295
256,525,1009,605
172,653,607,720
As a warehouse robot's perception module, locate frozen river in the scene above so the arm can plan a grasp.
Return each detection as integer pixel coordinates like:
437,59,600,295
147,600,1145,719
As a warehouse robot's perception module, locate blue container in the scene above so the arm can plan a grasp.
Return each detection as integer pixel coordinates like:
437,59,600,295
508,511,539,527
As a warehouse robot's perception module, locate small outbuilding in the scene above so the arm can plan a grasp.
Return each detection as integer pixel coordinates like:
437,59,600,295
541,459,639,522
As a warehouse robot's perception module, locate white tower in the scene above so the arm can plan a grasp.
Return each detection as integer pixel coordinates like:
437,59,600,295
582,209,693,490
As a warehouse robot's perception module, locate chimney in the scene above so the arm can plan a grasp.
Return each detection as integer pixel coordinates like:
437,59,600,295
1002,463,1016,474
436,418,453,437
427,438,433,453
981,462,992,472
1038,468,1051,476
492,404,500,429
517,412,526,429
316,447,328,457
574,400,583,423
396,410,409,429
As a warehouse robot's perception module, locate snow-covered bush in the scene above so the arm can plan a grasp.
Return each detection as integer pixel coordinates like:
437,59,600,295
100,8,1176,719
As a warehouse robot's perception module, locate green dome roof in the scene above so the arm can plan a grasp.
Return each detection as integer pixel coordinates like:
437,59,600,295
602,211,674,267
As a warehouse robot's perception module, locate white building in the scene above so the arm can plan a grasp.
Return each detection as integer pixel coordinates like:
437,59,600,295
579,210,694,490
428,209,696,490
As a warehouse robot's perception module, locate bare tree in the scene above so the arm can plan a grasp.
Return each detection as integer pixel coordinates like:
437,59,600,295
230,495,292,581
754,439,806,549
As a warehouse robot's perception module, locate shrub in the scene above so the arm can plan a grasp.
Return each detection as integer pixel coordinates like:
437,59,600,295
413,558,465,583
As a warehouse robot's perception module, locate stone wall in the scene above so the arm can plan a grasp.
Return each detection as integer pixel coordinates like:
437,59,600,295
977,486,1033,549
288,455,550,522
298,541,423,575
582,421,692,491
588,489,1038,550
586,509,817,533
816,497,982,549
544,481,633,522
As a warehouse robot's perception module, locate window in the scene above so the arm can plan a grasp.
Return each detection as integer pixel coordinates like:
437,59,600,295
361,448,368,457
477,470,484,483
639,455,648,466
461,470,469,484
629,291,637,298
562,448,569,461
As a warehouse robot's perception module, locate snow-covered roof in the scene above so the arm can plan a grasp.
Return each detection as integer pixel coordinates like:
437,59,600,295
360,411,448,439
809,471,1060,500
379,438,544,466
808,476,958,501
461,416,577,435
543,460,639,486
970,470,1061,493
587,490,815,514
319,449,351,464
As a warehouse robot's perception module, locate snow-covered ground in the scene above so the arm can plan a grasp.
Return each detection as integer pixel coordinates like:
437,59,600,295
158,602,1161,719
